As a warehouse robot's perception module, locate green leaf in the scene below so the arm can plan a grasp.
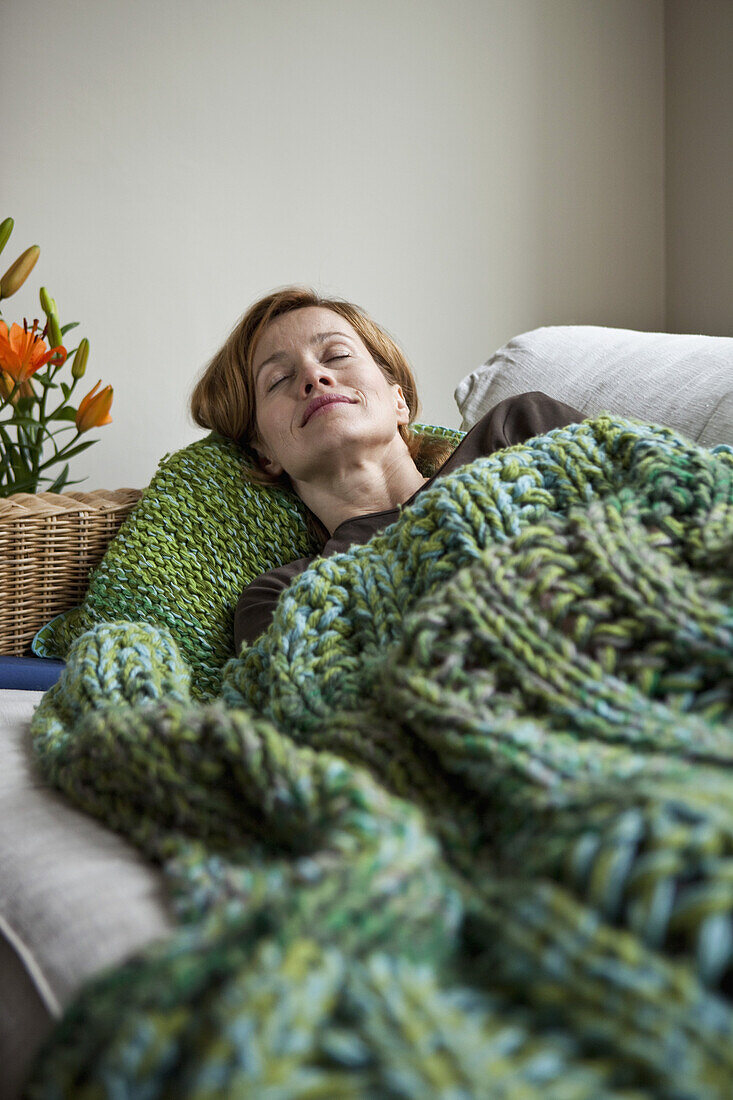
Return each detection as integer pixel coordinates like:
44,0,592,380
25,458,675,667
58,438,96,460
39,438,95,467
34,473,87,491
60,321,80,336
0,421,21,454
0,473,40,496
15,396,39,414
60,382,71,401
50,407,79,423
1,413,53,430
33,375,59,391
8,442,31,481
47,463,70,492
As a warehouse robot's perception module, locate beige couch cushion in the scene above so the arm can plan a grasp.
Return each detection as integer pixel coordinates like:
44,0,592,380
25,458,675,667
0,690,174,1099
454,325,733,445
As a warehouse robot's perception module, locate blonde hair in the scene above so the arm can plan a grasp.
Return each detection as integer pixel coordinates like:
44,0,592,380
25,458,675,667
190,285,453,489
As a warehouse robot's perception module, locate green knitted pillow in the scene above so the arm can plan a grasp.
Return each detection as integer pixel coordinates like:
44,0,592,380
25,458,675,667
32,424,463,699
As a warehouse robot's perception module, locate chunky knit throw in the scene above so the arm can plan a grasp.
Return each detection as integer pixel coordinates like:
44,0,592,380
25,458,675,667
26,415,733,1099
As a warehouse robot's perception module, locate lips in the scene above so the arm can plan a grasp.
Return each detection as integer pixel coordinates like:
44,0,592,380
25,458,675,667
301,394,355,426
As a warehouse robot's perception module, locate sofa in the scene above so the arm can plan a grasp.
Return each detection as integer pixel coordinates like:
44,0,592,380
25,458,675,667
1,324,731,1099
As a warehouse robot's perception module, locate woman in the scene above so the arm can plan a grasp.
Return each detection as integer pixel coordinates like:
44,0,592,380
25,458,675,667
191,286,583,651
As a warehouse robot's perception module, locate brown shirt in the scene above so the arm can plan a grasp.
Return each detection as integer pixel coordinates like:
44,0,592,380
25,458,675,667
234,391,583,650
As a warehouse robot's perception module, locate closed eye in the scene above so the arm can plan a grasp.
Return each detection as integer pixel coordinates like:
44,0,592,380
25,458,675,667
328,354,349,362
267,375,290,392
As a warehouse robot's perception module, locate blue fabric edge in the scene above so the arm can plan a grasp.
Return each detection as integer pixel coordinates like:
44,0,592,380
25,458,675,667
0,655,66,691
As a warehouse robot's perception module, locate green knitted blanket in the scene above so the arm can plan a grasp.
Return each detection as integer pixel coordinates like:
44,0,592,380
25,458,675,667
26,415,733,1099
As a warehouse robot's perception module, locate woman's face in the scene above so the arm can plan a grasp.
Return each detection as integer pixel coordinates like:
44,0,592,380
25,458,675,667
251,306,409,480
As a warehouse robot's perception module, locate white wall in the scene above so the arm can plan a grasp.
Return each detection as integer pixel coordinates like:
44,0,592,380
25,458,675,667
665,0,733,336
3,0,664,490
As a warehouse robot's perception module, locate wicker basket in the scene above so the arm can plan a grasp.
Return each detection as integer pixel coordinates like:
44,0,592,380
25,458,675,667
0,488,142,656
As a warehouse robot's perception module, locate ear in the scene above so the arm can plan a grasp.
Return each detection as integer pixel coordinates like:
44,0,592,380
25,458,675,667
252,442,284,478
394,384,410,426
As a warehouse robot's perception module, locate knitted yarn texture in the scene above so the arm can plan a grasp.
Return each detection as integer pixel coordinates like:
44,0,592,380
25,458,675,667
31,432,319,697
32,424,463,699
27,416,733,1098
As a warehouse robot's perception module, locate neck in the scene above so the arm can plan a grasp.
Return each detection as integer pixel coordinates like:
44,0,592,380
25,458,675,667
292,444,428,536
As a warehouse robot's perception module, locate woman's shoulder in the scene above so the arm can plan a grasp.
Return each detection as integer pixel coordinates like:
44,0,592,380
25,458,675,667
456,391,584,458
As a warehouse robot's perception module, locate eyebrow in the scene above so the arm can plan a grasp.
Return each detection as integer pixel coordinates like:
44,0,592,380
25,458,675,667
255,332,354,378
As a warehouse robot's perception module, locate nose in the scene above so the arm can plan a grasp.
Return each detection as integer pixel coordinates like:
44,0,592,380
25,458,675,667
298,360,335,397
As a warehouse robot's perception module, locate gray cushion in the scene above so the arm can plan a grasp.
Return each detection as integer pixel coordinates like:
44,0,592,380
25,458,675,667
0,689,174,1098
454,325,733,445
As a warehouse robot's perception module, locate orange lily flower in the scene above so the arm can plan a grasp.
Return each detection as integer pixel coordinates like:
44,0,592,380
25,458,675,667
76,379,113,432
0,319,66,382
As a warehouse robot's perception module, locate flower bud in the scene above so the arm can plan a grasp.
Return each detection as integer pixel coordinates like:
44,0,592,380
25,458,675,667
39,286,57,318
76,380,113,432
71,337,89,379
0,245,40,300
0,369,14,402
0,218,13,258
47,313,63,350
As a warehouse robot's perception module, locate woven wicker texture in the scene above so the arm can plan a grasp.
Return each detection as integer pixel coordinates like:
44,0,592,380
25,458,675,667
32,426,462,699
27,416,733,1097
0,489,142,656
